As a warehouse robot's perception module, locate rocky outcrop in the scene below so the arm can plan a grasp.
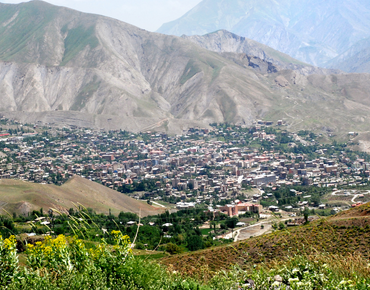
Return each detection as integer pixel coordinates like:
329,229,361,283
182,30,342,76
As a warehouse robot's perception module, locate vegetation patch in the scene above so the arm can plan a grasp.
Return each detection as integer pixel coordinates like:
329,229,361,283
0,3,58,62
161,216,370,276
180,60,202,85
60,25,99,66
205,57,224,82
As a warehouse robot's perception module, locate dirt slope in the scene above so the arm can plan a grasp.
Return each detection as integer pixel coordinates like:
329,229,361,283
0,176,163,217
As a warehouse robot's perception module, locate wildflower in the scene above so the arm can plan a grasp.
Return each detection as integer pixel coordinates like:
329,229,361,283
289,277,299,283
339,279,354,285
3,236,16,249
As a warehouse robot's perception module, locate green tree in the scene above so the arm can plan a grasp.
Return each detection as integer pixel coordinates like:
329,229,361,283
186,235,204,251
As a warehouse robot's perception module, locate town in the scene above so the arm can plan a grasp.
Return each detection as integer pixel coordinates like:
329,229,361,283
1,116,370,220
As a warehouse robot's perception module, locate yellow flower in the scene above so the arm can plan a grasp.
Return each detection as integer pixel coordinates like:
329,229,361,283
3,235,16,250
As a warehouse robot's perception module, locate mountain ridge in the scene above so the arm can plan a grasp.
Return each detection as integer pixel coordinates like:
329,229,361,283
181,30,342,76
1,1,370,137
158,0,370,70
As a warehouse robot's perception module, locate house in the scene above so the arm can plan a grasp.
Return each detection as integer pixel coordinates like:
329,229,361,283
268,205,279,212
162,223,173,227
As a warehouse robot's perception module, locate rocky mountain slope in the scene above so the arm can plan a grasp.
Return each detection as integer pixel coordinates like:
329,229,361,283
158,0,370,70
1,1,370,136
182,30,341,76
326,37,370,73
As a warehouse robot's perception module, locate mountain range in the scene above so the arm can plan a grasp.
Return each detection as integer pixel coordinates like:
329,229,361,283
158,0,370,73
1,1,370,137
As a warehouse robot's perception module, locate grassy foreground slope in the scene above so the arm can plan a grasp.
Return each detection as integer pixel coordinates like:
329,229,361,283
0,176,162,217
161,203,370,276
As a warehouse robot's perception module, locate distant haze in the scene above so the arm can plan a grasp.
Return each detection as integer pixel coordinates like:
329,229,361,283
0,0,202,31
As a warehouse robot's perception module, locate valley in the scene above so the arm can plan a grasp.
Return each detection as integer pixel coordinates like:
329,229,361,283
0,1,370,288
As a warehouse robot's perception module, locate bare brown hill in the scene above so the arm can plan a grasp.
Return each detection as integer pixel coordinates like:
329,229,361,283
0,176,162,217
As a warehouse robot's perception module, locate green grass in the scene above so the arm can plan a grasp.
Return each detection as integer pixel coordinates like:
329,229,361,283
201,228,214,235
179,60,202,85
0,3,58,63
136,252,168,260
0,2,99,66
60,25,99,66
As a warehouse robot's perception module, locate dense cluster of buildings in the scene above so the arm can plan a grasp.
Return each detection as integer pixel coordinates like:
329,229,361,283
0,119,369,216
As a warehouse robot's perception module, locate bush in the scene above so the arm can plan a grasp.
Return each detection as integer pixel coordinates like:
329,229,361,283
166,243,182,255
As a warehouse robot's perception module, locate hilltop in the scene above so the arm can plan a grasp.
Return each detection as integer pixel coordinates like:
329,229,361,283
161,203,370,275
0,175,162,216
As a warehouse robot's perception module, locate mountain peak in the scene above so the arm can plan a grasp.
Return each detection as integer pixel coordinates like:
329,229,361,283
158,0,370,68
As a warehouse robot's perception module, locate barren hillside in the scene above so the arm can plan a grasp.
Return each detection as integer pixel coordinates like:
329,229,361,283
0,175,163,216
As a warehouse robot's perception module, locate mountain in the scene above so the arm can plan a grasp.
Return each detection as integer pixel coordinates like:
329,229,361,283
157,0,370,68
2,1,370,136
0,175,163,216
181,30,341,76
325,37,370,73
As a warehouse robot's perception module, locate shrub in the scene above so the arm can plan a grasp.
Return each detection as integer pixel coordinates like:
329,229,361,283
166,243,182,255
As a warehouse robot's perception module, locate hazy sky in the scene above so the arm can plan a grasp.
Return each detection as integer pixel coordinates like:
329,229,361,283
1,0,202,31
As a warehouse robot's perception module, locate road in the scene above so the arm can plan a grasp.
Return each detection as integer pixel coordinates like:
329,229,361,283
233,221,272,242
220,218,290,242
151,201,167,208
331,189,370,204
